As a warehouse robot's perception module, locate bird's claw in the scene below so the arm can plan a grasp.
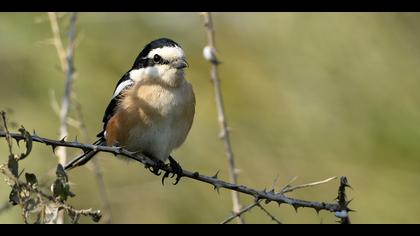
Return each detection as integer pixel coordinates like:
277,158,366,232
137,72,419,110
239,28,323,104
161,156,183,186
146,159,165,176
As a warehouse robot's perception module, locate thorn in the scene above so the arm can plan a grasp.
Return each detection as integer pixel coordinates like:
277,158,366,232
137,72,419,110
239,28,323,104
193,172,199,178
60,136,66,142
262,188,267,193
292,204,300,213
16,139,21,147
268,189,275,194
347,208,356,212
213,184,220,194
32,130,37,136
74,136,78,142
315,208,321,215
264,199,271,204
344,183,353,189
51,145,57,153
277,202,282,207
211,170,220,179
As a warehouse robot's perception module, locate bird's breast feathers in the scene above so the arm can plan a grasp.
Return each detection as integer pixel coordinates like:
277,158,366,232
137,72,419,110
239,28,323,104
106,77,195,161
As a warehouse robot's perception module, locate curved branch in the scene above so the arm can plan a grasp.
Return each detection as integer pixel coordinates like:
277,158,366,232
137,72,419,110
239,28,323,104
0,131,348,215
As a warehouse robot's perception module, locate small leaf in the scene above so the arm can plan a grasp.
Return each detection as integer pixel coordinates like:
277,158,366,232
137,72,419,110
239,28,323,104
18,126,32,160
9,184,20,205
56,164,68,182
25,173,38,188
8,155,19,177
52,164,75,201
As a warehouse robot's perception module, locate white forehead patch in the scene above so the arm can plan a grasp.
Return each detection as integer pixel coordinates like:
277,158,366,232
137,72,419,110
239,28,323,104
147,46,184,61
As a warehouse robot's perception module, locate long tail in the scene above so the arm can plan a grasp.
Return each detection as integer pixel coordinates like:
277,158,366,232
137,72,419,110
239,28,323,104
64,138,106,170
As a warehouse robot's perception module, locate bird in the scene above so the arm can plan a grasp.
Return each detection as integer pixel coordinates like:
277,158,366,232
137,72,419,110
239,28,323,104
64,38,195,183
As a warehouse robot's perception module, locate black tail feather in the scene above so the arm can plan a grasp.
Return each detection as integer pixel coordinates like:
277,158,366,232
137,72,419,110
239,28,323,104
64,138,105,170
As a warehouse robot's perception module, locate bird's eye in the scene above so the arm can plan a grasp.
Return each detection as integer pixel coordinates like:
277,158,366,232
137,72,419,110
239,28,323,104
153,54,162,63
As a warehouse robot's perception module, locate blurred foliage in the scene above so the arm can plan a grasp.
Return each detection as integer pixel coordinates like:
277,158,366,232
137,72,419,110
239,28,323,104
1,13,420,223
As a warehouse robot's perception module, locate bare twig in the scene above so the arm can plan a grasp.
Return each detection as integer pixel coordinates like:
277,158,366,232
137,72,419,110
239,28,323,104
47,12,68,72
0,111,13,156
220,201,259,224
221,176,283,224
47,12,112,224
55,12,78,224
256,202,282,224
72,95,113,224
281,176,337,194
201,11,244,224
57,12,78,167
0,131,348,216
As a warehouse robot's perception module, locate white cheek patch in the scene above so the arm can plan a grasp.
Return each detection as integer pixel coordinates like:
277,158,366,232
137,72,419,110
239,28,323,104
129,67,161,83
113,79,134,98
147,46,185,61
129,68,145,82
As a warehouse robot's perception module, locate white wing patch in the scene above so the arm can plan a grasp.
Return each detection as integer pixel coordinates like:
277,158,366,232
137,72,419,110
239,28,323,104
113,79,134,98
147,46,185,61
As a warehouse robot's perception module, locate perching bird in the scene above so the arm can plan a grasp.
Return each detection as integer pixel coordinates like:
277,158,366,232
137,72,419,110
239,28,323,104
65,38,195,180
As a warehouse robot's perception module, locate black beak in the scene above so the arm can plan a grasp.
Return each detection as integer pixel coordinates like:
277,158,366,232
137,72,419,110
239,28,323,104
173,58,188,69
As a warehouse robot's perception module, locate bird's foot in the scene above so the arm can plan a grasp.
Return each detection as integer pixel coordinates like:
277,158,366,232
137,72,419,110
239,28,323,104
145,159,165,176
161,156,183,186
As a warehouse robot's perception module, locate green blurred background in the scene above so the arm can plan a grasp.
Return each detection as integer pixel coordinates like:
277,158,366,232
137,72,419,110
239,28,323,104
1,12,420,224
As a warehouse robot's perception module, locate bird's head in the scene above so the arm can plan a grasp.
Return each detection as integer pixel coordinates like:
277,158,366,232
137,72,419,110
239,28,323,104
130,38,188,87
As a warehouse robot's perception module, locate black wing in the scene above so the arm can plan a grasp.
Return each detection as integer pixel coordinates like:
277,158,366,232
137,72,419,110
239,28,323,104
97,72,134,138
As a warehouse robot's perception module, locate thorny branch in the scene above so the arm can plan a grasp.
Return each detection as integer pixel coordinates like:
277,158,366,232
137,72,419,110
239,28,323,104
201,12,245,224
336,176,352,224
221,176,337,224
0,130,352,222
